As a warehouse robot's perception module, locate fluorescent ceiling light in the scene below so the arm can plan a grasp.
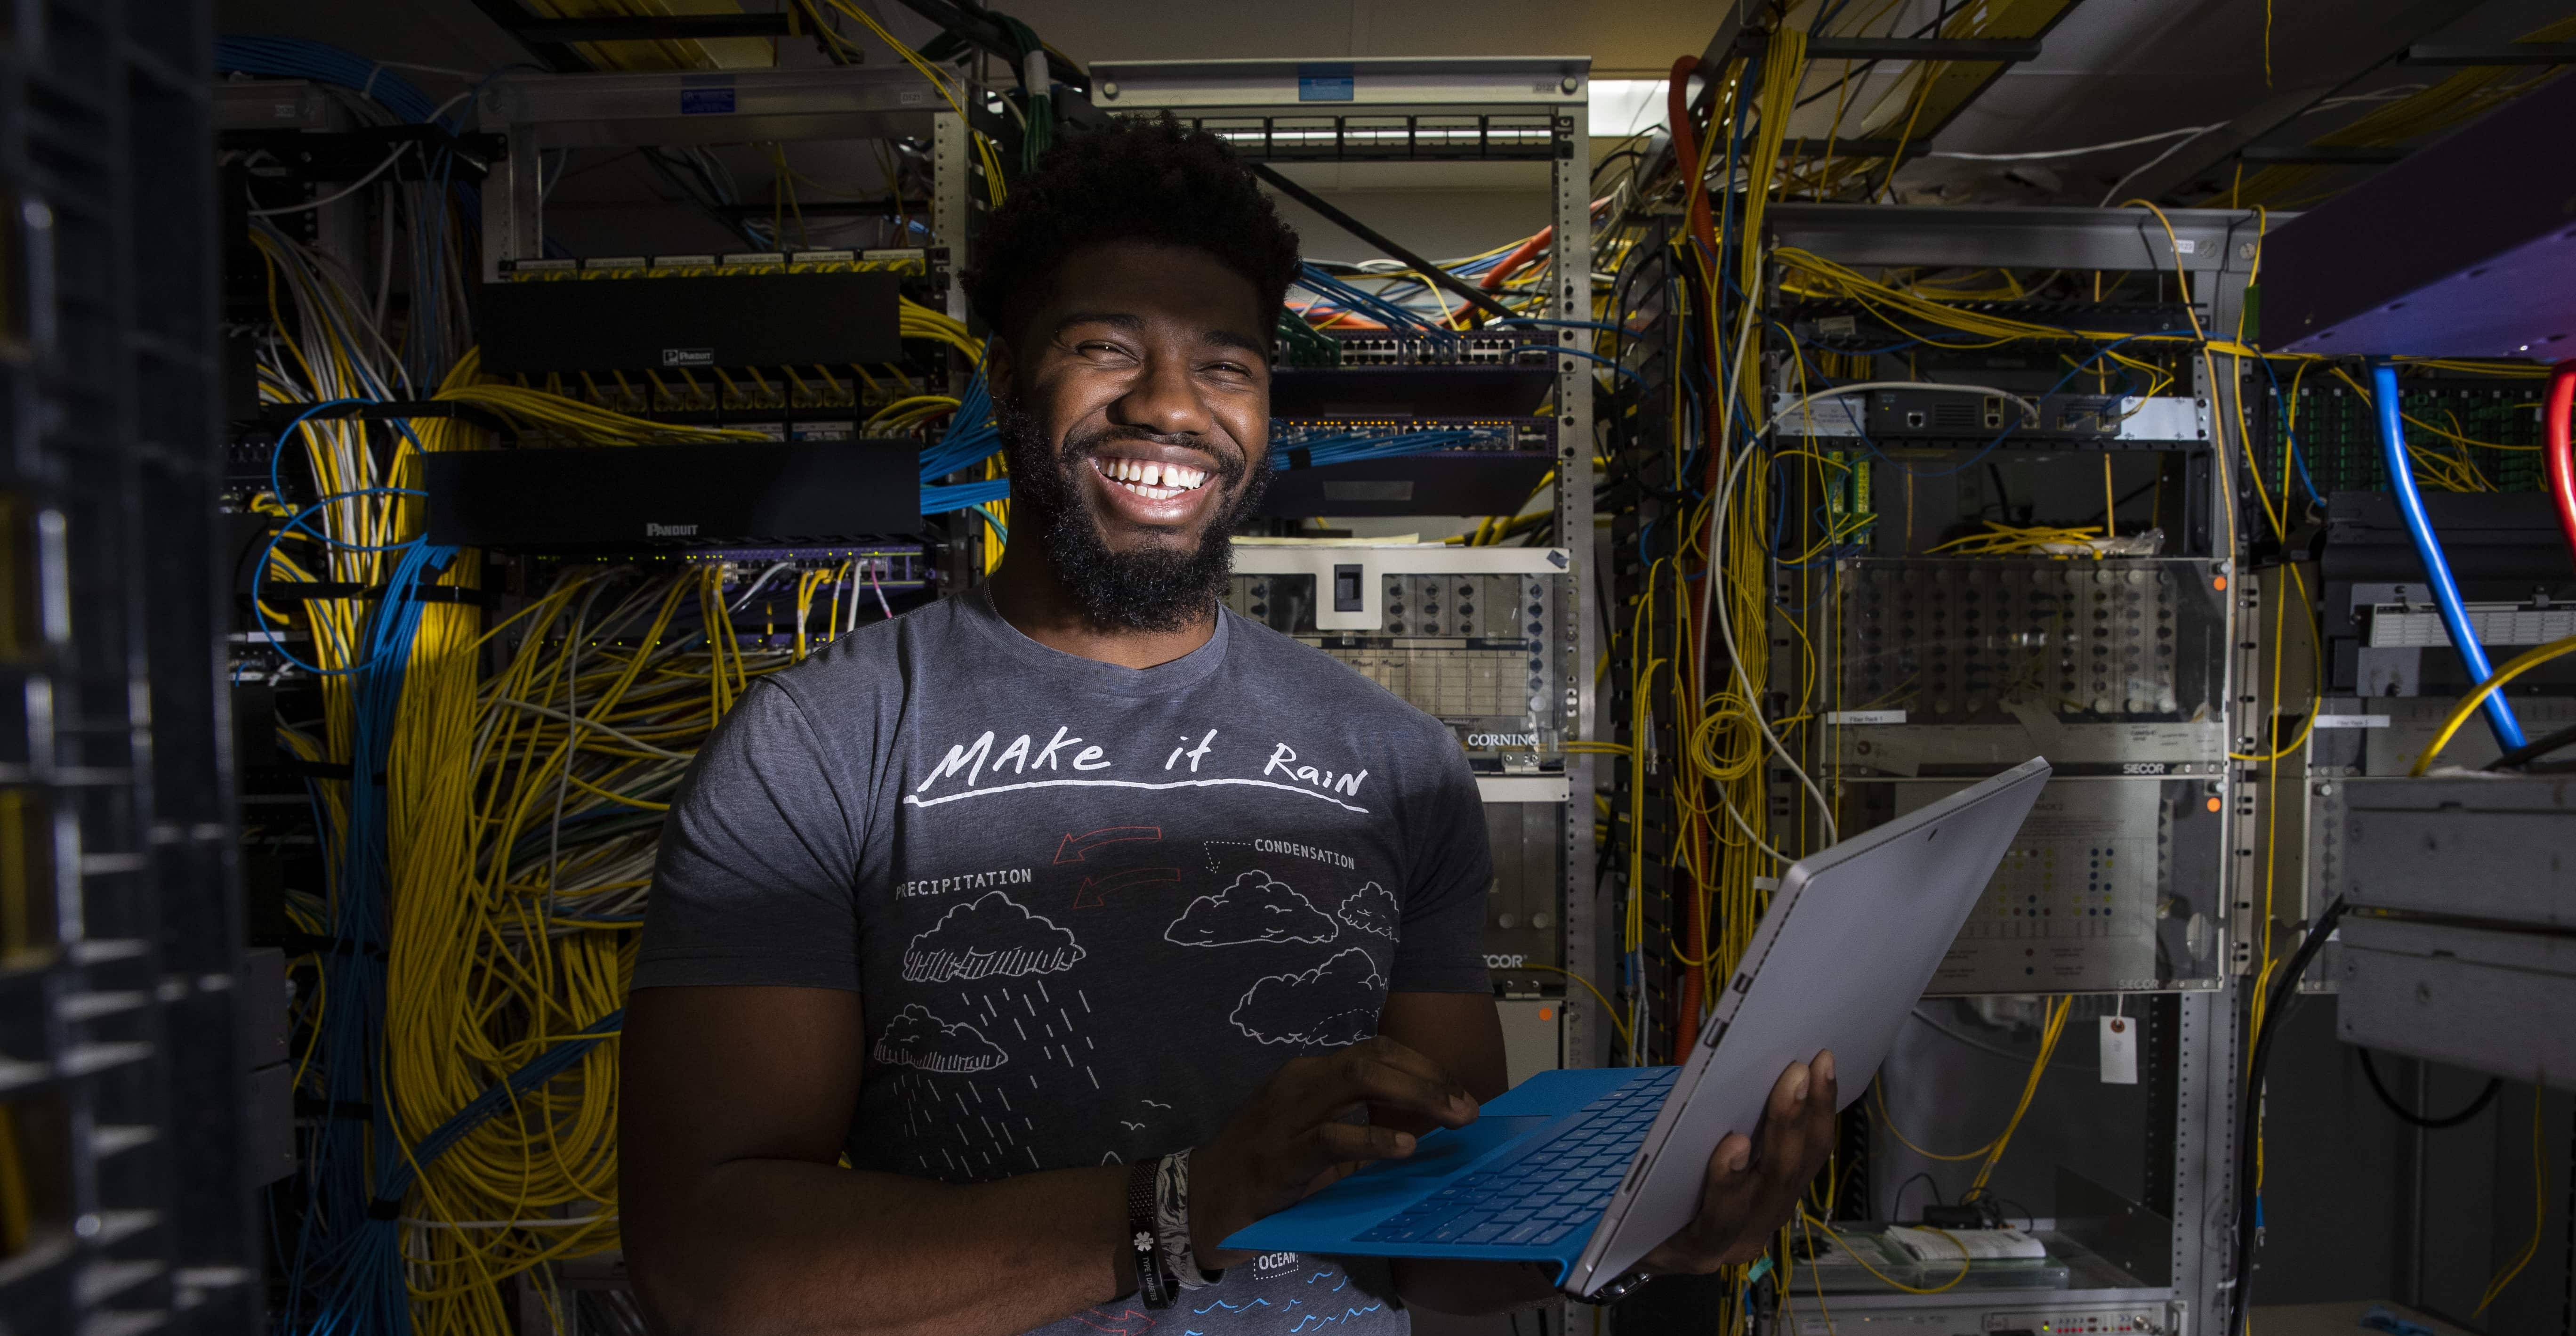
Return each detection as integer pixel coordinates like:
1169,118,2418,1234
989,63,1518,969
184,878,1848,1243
1588,79,1669,138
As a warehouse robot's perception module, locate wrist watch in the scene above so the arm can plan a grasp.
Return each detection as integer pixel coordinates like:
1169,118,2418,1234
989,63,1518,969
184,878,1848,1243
1587,1268,1657,1303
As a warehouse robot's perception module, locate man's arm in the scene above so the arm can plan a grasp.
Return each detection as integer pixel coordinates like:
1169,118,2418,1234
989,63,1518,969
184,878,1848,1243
622,987,1481,1336
1377,991,1562,1315
620,985,1136,1336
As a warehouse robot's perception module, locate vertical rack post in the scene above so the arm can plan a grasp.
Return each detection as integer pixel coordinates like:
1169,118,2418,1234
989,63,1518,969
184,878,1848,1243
1553,98,1604,1071
483,121,542,280
931,104,979,592
933,106,971,325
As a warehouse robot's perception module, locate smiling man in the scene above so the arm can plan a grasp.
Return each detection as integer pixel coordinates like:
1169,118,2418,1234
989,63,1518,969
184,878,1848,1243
620,117,1835,1336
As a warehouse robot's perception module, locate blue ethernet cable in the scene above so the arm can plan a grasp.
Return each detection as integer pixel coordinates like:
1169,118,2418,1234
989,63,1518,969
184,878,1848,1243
2371,362,2525,750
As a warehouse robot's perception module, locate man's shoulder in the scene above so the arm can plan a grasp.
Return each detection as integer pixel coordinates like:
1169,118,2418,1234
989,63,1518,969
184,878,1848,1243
751,595,964,713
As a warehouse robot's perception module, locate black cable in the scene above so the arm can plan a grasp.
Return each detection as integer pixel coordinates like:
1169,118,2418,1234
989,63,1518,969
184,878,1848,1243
2487,721,2576,771
1592,147,1649,189
1983,461,2024,525
2356,1049,2502,1129
1990,1194,2039,1231
2094,472,2163,529
2229,898,2349,1336
1891,1170,1941,1222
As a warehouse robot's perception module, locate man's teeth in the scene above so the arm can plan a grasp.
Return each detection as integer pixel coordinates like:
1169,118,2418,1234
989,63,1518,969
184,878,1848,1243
1097,458,1209,499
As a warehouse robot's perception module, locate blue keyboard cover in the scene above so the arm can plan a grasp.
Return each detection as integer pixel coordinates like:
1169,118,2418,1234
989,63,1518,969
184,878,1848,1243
1351,1067,1679,1250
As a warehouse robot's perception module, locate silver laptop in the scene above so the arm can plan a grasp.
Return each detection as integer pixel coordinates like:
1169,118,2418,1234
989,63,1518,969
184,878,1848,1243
1222,757,2052,1296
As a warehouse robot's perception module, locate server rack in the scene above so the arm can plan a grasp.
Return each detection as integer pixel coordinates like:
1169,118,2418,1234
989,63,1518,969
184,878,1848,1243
2,0,257,1332
1091,56,1607,1073
1609,203,2272,1331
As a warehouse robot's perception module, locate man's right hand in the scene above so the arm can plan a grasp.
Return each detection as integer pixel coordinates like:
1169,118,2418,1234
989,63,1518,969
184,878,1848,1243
1189,1036,1481,1270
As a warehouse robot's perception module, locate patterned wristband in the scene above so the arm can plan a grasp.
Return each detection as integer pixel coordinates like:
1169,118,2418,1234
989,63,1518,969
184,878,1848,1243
1153,1150,1226,1290
1126,1159,1173,1308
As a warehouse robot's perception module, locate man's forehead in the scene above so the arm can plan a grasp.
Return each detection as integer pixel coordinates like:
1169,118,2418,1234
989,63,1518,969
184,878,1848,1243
1022,242,1267,341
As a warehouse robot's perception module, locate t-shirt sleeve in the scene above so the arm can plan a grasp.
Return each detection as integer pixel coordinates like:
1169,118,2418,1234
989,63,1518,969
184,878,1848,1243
634,680,864,991
1387,732,1493,994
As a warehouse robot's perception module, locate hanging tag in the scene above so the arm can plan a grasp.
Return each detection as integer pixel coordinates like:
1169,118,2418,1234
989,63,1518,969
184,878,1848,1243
2100,1015,2139,1085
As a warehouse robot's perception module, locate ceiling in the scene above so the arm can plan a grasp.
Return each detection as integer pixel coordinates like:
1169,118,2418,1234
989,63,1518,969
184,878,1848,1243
214,0,2571,255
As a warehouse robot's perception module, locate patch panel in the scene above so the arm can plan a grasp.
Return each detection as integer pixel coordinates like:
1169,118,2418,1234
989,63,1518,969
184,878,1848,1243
1983,1309,2168,1334
498,249,931,279
1225,569,1564,771
1270,418,1551,452
1784,1306,2172,1336
2256,377,2549,493
1273,327,1556,370
1771,389,2207,445
1835,559,2228,726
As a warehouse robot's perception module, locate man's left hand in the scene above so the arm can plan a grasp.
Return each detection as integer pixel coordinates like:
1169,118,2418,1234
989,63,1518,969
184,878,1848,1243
1638,1051,1839,1274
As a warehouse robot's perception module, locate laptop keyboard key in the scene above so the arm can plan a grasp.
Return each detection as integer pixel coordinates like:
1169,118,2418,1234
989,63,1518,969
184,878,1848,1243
1355,1069,1676,1251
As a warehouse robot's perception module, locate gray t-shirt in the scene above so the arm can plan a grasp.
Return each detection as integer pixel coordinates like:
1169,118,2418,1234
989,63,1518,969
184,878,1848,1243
636,589,1493,1335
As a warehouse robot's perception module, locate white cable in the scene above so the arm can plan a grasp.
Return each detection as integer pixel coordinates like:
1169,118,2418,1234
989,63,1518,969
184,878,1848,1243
1707,437,1840,848
1691,299,1764,692
2096,125,2225,207
428,89,479,125
1684,293,1839,859
1928,124,2225,162
248,141,413,218
1759,381,2042,436
2306,85,2426,112
728,560,797,613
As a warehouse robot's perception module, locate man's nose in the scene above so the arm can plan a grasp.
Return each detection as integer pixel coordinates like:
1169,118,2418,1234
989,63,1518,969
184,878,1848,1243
1106,348,1213,440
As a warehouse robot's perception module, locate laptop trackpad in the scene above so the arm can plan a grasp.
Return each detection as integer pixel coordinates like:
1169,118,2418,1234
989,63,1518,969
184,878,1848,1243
1358,1115,1556,1183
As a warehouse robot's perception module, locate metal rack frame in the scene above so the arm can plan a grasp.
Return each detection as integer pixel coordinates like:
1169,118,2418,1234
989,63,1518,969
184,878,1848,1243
1091,56,1605,1068
474,63,978,311
1750,203,2268,1330
472,62,984,589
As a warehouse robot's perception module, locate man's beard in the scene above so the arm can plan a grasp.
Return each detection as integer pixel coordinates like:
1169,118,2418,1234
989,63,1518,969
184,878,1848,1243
993,395,1272,633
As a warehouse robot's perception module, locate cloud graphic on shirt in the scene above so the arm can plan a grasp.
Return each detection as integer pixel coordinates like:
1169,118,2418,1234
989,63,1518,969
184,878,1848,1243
902,890,1086,983
872,1004,1009,1073
1164,870,1340,947
1335,882,1399,939
1231,947,1386,1048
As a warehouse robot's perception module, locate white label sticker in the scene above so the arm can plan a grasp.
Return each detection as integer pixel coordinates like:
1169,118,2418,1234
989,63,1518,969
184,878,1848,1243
2312,714,2391,729
1825,710,1907,725
2173,237,2198,254
2100,1016,2139,1085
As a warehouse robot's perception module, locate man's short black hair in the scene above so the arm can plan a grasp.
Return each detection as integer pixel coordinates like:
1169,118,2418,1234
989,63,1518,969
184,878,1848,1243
963,115,1301,348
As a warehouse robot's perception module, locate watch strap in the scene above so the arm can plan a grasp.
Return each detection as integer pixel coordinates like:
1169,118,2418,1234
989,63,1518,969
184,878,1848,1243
1126,1159,1173,1309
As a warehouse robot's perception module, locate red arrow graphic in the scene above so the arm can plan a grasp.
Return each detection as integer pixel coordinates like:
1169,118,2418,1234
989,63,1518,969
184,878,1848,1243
1071,866,1182,910
1054,826,1163,864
